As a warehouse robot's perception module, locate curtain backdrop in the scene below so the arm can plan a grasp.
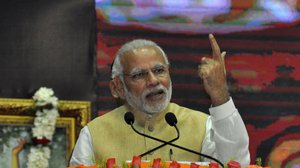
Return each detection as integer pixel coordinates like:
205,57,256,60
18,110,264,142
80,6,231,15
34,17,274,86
0,0,96,102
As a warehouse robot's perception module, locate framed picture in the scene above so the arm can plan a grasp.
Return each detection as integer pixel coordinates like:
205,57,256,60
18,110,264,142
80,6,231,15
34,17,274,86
0,98,91,168
0,115,74,167
0,98,91,139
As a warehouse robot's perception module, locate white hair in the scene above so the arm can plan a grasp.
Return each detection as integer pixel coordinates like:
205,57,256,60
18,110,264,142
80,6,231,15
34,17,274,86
111,39,169,79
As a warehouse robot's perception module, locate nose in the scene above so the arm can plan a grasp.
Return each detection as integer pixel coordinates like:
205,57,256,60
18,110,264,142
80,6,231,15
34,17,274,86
146,71,159,87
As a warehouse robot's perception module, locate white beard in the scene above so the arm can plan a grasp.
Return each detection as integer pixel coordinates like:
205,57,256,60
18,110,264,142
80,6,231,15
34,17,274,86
123,82,172,114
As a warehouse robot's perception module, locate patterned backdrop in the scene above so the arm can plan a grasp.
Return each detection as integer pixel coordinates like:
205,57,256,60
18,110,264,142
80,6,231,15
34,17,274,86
95,1,300,167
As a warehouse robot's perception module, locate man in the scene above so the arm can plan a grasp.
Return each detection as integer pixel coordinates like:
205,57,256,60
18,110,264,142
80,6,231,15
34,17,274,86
69,34,250,166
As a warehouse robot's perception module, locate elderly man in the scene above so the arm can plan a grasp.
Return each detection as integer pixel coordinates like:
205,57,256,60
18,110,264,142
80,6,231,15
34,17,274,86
69,34,250,167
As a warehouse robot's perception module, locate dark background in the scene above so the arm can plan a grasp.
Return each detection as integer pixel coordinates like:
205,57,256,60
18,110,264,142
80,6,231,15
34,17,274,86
0,0,96,104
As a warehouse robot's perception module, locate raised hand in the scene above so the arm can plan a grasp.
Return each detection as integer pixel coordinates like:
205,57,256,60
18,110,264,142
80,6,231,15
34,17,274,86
198,34,229,106
12,138,27,155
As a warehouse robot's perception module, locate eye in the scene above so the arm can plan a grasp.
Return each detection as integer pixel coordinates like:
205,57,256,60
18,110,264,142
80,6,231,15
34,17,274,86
153,67,165,75
131,71,148,80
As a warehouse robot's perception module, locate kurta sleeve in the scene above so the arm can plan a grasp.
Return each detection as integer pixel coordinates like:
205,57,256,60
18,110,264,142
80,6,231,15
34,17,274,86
201,97,250,167
69,126,95,166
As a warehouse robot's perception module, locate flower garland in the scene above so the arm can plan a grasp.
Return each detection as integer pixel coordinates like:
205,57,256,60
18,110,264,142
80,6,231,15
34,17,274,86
27,87,59,168
68,157,270,168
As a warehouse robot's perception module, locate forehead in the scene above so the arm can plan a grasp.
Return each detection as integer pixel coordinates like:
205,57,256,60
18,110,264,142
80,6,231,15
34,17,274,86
121,46,166,72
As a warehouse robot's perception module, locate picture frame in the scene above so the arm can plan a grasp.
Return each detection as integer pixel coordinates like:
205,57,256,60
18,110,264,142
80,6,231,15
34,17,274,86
0,98,91,139
0,98,91,167
0,115,75,164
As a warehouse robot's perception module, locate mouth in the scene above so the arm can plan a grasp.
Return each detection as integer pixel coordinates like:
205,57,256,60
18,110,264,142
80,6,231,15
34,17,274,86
145,89,165,101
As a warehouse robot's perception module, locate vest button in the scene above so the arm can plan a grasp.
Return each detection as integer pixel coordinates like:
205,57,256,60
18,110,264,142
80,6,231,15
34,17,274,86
148,125,154,132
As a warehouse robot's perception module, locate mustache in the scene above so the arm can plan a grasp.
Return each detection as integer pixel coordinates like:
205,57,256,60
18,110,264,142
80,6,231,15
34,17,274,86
143,85,167,97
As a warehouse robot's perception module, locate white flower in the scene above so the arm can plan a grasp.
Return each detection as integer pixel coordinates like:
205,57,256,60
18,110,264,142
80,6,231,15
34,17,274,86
33,87,54,100
48,97,58,107
28,87,59,167
32,127,44,139
44,127,56,140
43,109,59,119
33,87,59,108
33,87,54,99
35,110,43,117
27,146,51,168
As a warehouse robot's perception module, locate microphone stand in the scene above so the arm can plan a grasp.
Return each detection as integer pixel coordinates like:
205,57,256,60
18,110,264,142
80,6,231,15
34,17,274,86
130,124,224,167
139,125,180,157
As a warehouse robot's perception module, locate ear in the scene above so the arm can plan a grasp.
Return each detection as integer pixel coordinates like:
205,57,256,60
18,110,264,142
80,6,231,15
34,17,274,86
109,77,125,99
109,79,119,98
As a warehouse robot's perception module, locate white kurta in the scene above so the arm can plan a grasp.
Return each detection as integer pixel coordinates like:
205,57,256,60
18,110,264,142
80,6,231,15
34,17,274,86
69,97,250,167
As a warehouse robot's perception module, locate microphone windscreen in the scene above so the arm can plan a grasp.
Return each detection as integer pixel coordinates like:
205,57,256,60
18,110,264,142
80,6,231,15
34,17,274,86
165,112,177,126
124,112,135,125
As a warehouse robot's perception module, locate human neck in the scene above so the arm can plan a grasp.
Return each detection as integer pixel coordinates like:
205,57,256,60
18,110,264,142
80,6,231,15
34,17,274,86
125,103,166,127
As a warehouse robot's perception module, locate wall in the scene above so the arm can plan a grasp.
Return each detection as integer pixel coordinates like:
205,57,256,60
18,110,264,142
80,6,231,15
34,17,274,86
0,0,96,102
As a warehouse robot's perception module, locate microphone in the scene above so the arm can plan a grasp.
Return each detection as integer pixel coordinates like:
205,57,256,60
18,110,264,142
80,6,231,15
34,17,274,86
165,112,177,126
139,112,180,157
124,112,180,157
124,112,224,168
124,111,135,125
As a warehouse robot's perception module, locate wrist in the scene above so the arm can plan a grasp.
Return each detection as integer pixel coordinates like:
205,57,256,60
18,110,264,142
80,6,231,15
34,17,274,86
210,90,230,107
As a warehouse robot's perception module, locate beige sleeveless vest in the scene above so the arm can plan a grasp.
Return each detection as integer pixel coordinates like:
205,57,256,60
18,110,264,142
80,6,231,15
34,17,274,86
88,103,207,165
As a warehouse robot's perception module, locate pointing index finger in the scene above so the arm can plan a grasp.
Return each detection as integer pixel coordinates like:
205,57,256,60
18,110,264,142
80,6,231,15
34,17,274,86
209,34,222,61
